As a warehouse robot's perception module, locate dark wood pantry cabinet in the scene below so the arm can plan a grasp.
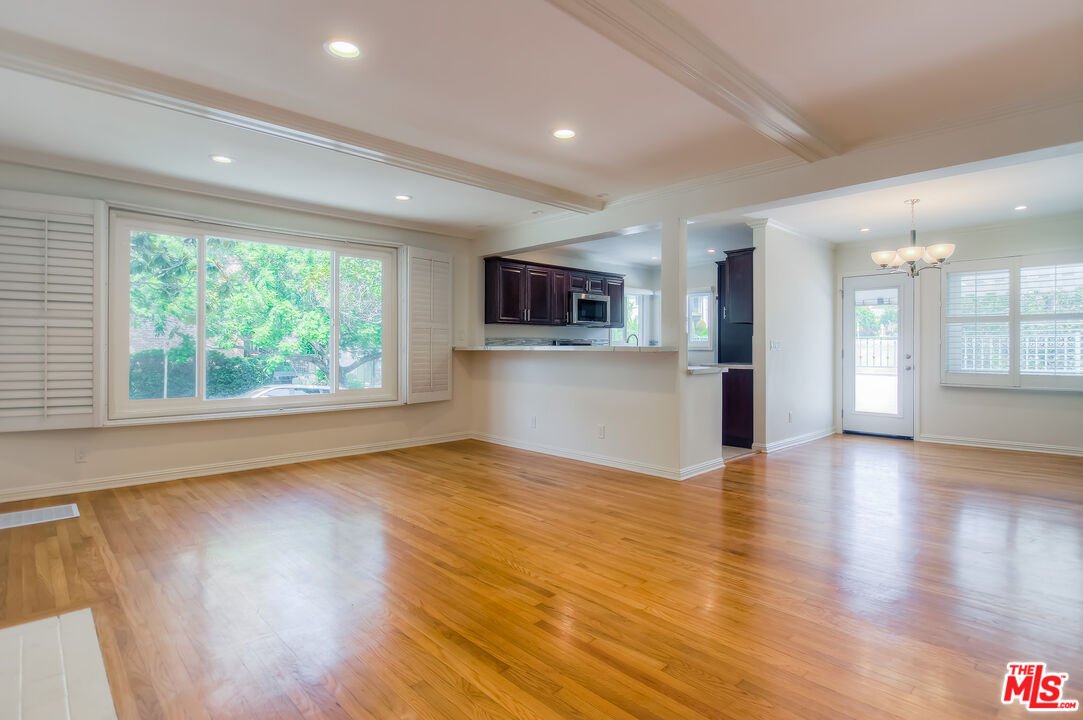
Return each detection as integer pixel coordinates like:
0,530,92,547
721,247,754,325
484,257,624,327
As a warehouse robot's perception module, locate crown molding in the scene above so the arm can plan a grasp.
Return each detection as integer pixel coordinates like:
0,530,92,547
0,147,476,240
544,0,840,161
0,28,604,214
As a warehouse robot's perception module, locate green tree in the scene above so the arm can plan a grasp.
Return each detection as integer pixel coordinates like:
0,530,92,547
855,306,879,337
879,308,898,336
128,234,385,397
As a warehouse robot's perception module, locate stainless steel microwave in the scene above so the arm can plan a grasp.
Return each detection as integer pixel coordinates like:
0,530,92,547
569,292,610,326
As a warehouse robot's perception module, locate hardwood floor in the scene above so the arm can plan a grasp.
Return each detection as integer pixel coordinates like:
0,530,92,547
1,435,1080,719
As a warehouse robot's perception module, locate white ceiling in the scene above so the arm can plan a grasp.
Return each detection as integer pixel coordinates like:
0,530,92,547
740,151,1083,243
0,0,1081,232
0,68,552,233
527,221,753,269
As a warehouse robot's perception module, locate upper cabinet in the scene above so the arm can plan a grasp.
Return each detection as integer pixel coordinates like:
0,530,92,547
722,247,754,325
604,276,624,328
485,257,623,327
487,260,528,323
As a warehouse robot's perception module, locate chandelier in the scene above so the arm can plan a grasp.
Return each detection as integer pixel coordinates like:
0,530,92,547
870,199,955,278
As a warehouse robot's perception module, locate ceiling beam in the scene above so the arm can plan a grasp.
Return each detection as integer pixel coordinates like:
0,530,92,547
545,0,840,162
0,28,604,214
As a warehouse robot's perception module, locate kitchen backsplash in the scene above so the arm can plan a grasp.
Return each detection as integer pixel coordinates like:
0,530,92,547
485,337,610,346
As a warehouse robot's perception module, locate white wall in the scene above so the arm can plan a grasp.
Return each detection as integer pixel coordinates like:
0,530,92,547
468,351,682,475
835,211,1083,454
0,163,475,501
761,223,836,449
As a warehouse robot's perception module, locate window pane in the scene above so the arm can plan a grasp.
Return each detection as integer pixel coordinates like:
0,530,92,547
338,256,384,390
945,322,1010,374
1021,321,1083,376
205,238,331,400
688,293,710,346
1020,263,1083,315
128,231,197,399
625,295,641,337
853,288,898,414
946,269,1009,317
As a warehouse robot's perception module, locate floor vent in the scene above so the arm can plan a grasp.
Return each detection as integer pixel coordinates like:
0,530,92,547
0,503,79,530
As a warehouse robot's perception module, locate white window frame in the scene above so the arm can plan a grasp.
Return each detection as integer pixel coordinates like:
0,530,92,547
108,211,401,423
611,288,651,345
686,286,715,351
941,250,1083,391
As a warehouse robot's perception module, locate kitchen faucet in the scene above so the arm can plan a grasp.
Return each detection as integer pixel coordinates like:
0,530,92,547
626,333,639,346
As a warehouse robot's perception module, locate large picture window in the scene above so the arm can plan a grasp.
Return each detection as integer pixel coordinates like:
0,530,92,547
942,253,1082,390
110,213,398,420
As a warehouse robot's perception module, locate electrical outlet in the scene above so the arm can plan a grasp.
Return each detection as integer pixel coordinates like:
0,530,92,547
597,424,606,439
770,340,783,351
74,446,88,463
530,415,537,429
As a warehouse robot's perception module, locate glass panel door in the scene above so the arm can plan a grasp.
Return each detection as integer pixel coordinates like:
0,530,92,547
842,274,914,438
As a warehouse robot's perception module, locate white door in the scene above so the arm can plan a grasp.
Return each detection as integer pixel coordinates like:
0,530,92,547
842,274,915,438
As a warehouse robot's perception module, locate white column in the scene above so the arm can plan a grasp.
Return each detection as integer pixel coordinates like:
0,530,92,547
747,219,768,450
660,215,687,361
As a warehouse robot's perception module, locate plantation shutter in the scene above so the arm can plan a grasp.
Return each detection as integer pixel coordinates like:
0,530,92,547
1018,262,1083,377
407,248,452,403
0,192,100,432
942,265,1012,385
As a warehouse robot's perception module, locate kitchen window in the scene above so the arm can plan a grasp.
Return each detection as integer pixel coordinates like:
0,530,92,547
611,291,650,345
942,253,1082,390
109,212,399,421
687,288,714,351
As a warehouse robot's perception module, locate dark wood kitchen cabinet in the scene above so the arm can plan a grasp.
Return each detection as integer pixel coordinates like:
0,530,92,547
485,258,570,325
487,260,527,323
604,276,624,328
722,247,754,325
722,368,754,448
485,257,623,326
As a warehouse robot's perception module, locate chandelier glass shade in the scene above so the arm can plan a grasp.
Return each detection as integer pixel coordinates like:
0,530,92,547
869,199,955,277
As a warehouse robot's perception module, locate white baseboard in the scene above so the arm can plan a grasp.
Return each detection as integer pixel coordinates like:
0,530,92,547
471,432,681,480
917,433,1083,457
752,427,836,454
0,431,472,504
677,456,728,481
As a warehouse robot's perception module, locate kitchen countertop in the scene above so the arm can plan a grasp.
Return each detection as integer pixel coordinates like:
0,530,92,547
454,345,678,353
693,362,754,370
687,365,728,375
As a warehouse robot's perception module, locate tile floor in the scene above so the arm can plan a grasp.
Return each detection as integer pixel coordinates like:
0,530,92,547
0,609,117,720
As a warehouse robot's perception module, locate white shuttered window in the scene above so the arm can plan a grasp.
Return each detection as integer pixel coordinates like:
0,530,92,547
407,248,452,403
942,252,1083,391
0,193,100,432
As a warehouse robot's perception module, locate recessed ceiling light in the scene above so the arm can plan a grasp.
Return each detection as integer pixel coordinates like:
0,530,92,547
707,249,716,253
552,128,576,140
650,256,658,261
394,194,412,201
1014,205,1028,211
859,227,871,232
210,155,233,164
324,40,360,59
687,220,697,224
